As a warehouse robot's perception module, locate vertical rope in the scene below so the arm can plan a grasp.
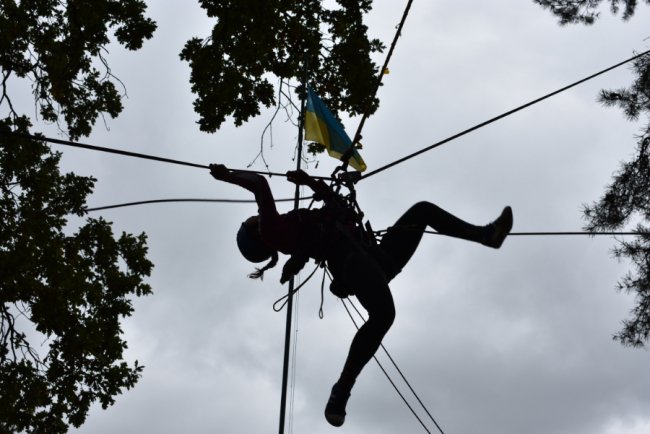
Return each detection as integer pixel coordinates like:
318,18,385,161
279,55,309,434
287,184,305,434
287,283,300,434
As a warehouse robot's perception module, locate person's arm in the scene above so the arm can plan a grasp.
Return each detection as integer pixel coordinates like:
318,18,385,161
286,169,337,203
210,164,279,218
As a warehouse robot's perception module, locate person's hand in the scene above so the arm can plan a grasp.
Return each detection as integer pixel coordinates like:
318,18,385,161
209,164,231,180
280,254,308,284
286,169,312,186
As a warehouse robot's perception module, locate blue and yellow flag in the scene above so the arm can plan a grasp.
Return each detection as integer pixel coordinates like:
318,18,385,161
304,87,367,172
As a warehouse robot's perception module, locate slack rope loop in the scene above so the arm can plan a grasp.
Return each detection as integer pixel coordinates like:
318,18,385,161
318,266,328,319
273,264,321,312
0,130,331,180
360,49,650,181
86,196,315,212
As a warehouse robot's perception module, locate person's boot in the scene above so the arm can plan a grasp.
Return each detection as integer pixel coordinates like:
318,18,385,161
482,206,513,248
324,383,351,427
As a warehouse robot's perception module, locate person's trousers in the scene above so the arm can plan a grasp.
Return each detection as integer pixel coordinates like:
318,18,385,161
332,201,487,391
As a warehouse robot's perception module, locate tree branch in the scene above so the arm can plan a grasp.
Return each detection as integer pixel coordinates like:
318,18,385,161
0,70,18,119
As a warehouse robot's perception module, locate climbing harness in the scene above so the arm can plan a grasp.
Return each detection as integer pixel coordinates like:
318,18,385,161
272,168,379,313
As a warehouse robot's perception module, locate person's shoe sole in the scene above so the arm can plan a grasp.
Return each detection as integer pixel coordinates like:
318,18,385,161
490,206,513,248
325,412,345,427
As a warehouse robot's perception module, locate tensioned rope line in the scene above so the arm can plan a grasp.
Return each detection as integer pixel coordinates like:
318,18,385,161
419,230,645,237
507,231,645,236
346,297,446,434
85,196,314,212
349,0,414,148
84,201,648,238
360,49,650,180
0,131,331,180
339,298,437,434
3,131,210,169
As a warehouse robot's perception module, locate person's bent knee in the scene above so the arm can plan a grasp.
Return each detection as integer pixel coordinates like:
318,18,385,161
368,302,395,335
383,304,396,330
406,201,440,223
413,201,440,214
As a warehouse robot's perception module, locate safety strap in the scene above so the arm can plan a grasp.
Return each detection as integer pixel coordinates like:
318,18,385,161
272,262,322,312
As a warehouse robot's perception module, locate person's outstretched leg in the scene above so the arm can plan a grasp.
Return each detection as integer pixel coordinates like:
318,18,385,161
379,202,513,279
325,253,395,427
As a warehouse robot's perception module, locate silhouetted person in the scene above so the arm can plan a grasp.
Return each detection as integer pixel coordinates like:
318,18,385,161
209,164,513,427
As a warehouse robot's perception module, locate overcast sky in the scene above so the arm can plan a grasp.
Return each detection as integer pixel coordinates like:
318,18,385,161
20,1,649,433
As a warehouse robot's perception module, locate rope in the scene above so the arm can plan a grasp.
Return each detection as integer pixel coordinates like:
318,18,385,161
86,201,647,238
0,130,331,180
350,0,415,147
85,197,314,212
419,230,645,237
360,49,650,181
288,279,301,434
509,231,645,236
346,297,446,434
3,131,210,170
319,266,328,319
339,297,436,434
373,225,647,238
337,0,415,171
273,263,321,312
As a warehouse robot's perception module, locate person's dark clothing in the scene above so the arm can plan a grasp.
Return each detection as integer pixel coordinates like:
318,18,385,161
213,167,511,426
261,200,492,395
260,207,352,261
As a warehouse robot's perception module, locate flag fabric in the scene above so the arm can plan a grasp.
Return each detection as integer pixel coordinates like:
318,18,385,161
304,87,367,172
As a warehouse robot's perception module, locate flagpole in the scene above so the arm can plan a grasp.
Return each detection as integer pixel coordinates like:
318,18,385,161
279,55,308,434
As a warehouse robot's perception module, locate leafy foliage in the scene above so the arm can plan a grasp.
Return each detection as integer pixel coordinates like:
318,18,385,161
536,0,650,346
599,54,650,122
0,118,154,433
584,53,650,347
180,0,384,133
533,0,650,25
1,0,156,431
583,134,650,347
0,0,156,139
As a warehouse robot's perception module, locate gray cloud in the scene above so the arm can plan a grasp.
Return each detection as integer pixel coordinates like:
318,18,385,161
51,1,650,433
